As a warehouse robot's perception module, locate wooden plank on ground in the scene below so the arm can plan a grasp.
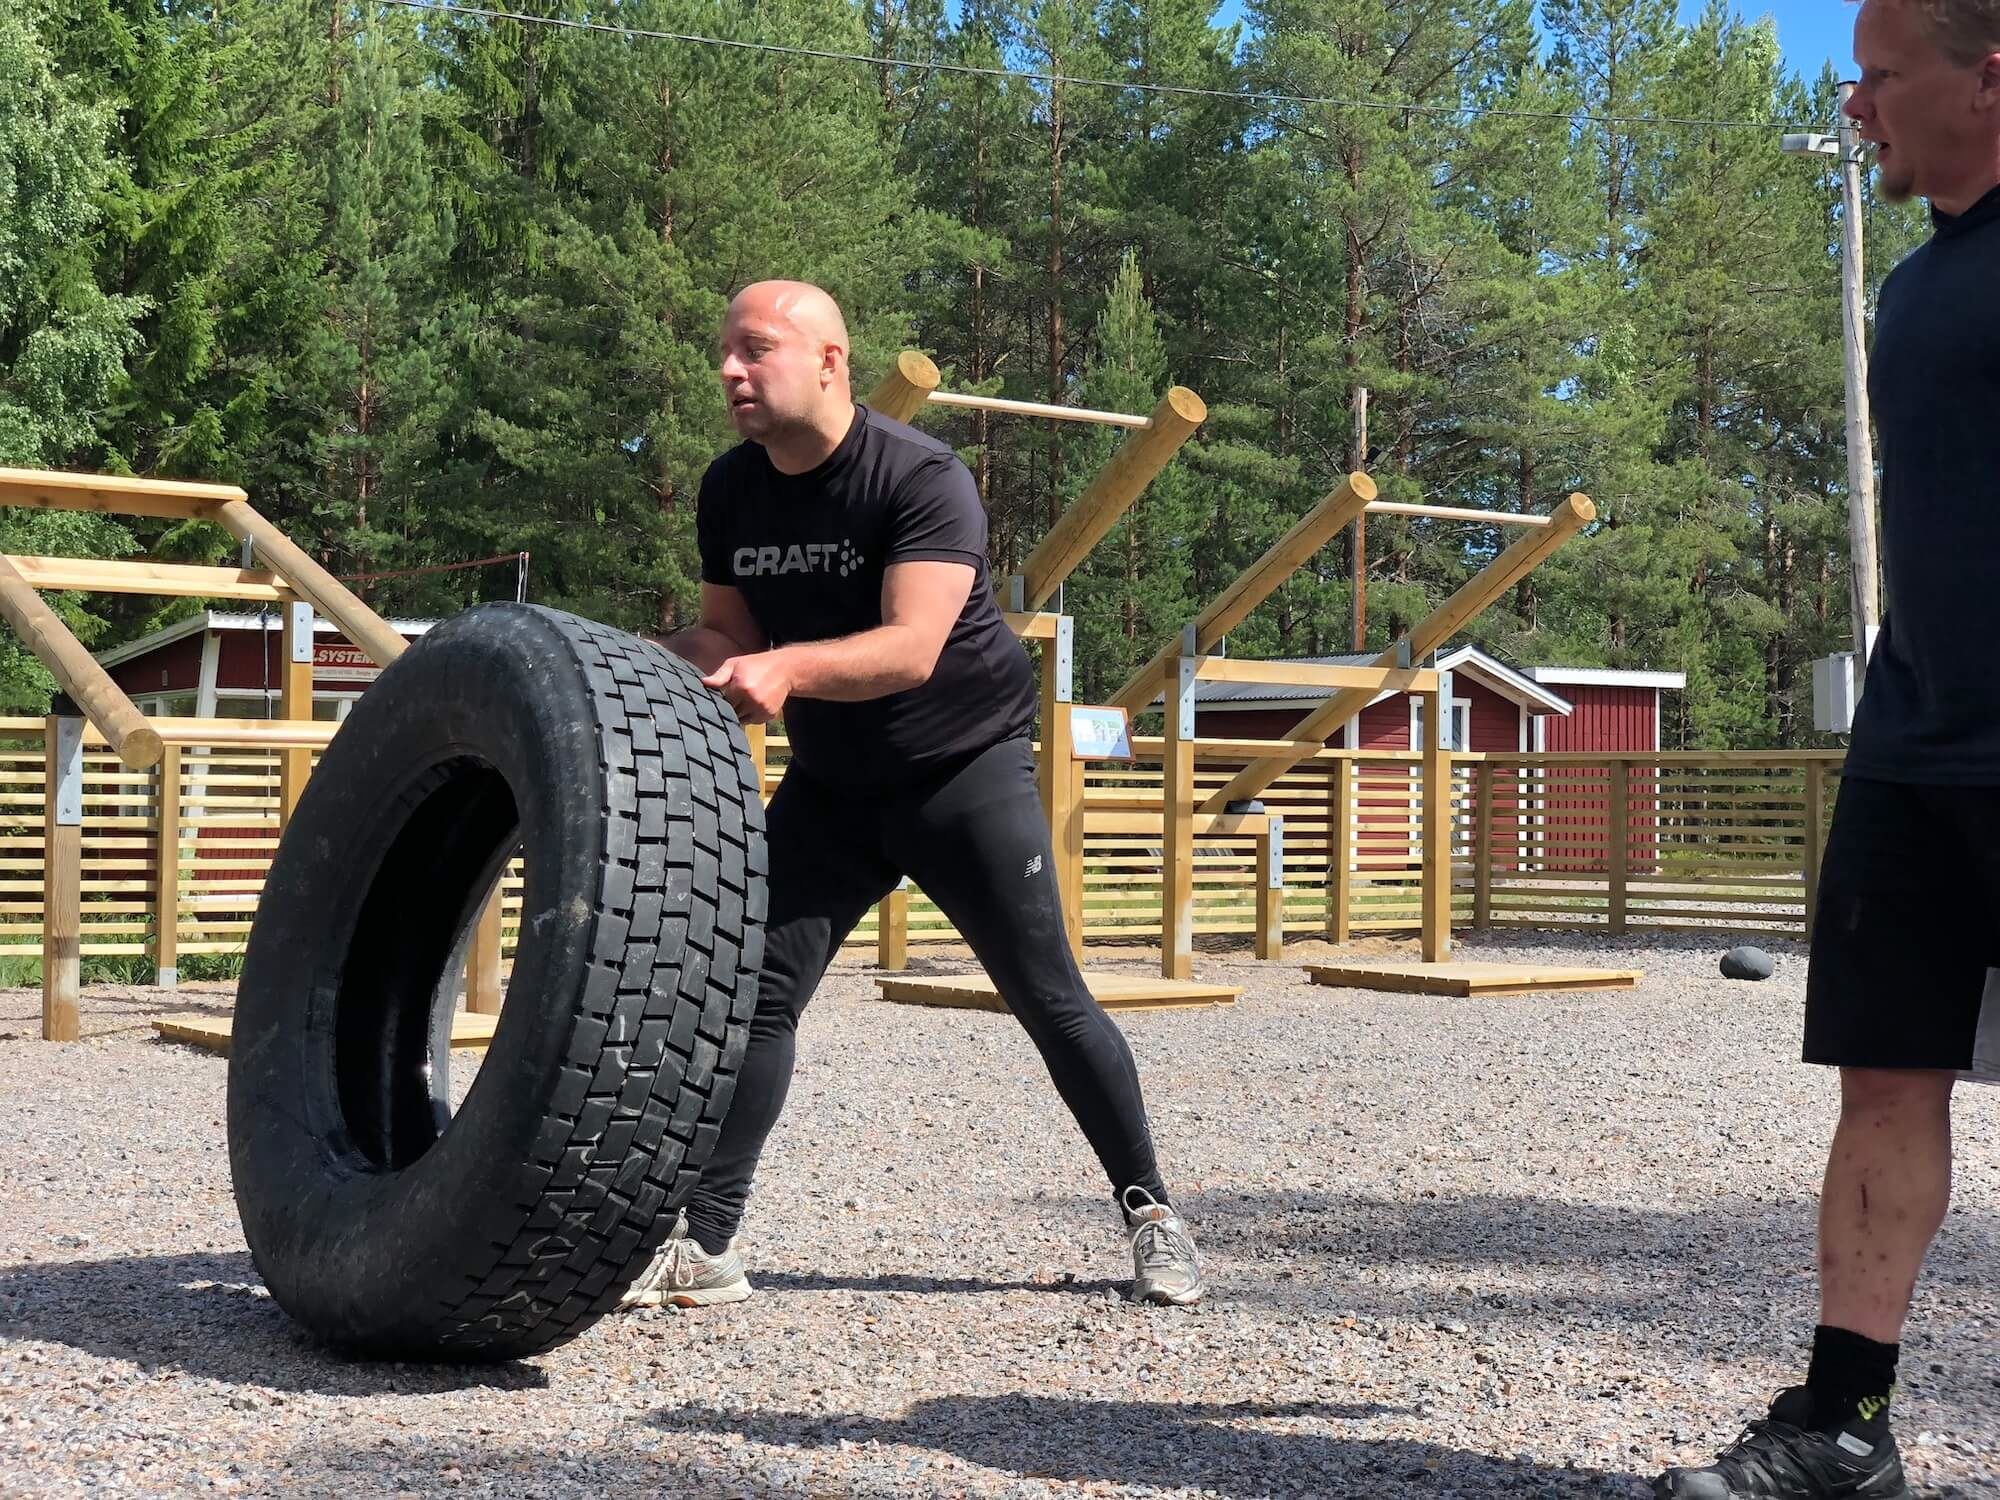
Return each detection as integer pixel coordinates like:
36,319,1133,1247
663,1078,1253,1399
1304,960,1641,997
876,970,1239,1013
154,1010,500,1053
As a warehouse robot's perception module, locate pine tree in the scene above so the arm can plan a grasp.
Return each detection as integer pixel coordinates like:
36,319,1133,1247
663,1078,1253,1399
0,1,144,706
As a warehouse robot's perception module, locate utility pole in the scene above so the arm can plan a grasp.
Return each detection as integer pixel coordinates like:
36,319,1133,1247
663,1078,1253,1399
1349,385,1368,652
1785,80,1882,693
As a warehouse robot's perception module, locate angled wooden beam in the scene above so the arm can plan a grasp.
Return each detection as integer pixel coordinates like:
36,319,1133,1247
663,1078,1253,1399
213,500,407,668
866,351,941,423
1020,385,1206,611
5,555,291,602
0,466,242,522
0,556,162,769
1107,473,1376,717
1200,493,1595,813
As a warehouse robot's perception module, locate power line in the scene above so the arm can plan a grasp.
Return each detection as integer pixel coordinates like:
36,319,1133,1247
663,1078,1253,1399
378,0,1818,134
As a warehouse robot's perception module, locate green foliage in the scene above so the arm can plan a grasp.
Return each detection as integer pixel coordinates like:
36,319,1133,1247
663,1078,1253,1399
3,0,1904,746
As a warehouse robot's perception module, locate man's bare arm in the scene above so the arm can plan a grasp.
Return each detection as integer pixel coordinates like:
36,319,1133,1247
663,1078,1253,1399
663,583,768,673
702,561,974,722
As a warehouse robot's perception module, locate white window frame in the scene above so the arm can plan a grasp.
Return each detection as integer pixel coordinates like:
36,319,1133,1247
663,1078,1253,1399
1410,694,1472,752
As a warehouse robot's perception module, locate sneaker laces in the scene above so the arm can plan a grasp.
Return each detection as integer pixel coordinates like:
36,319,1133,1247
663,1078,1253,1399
1132,1213,1197,1276
659,1237,701,1291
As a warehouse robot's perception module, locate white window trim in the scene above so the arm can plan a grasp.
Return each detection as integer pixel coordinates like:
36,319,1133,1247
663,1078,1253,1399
1410,695,1472,751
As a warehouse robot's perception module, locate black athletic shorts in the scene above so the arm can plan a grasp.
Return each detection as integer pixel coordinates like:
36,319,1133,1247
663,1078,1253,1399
1805,775,2000,1070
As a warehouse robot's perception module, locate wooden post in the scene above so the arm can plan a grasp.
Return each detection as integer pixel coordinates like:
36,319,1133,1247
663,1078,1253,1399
1064,756,1085,945
1037,616,1084,960
865,350,941,424
1608,758,1631,935
1326,758,1353,944
1203,493,1595,813
153,743,181,989
1254,815,1285,961
1419,688,1452,962
1803,760,1826,940
465,885,506,1015
1162,653,1197,981
42,714,82,1041
743,722,767,798
1020,386,1206,611
1473,759,1494,931
878,879,910,970
279,600,313,828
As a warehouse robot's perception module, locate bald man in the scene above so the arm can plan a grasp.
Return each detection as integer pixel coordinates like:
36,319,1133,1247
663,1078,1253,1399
619,281,1205,1311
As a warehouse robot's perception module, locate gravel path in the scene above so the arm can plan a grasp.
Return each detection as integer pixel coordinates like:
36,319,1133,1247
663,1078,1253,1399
2,931,1995,1498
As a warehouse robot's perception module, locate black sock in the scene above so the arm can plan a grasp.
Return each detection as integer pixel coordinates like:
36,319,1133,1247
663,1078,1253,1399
1805,1324,1899,1429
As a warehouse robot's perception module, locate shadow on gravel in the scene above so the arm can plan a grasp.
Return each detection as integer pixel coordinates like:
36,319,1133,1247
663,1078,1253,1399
1192,1189,1999,1323
0,1250,548,1395
754,1269,1124,1298
649,1393,1646,1498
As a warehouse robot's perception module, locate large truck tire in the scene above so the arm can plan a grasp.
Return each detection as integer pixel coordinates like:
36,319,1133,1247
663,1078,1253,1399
226,604,766,1361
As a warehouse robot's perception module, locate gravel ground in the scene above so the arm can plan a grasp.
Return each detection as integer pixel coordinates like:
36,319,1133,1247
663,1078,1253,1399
2,930,1995,1499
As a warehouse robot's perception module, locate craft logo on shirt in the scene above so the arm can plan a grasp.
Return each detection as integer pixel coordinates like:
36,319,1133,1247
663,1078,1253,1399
732,539,866,579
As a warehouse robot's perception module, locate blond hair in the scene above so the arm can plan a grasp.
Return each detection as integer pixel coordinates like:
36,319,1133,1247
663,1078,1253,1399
1870,0,2000,65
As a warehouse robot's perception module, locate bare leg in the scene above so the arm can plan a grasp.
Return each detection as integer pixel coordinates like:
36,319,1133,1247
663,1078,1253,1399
1817,1067,1956,1343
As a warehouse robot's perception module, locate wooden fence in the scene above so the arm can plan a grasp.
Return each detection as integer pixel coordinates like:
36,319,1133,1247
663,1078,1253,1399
0,718,1837,981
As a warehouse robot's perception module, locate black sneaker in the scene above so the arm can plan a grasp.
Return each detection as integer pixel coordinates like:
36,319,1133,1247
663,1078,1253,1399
1653,1387,1913,1499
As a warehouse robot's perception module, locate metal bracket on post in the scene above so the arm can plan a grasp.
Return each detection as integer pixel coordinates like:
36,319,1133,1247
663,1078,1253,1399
1005,575,1026,614
1437,668,1455,744
1175,655,1198,741
288,601,315,663
1394,637,1413,670
53,716,84,827
1053,615,1074,703
240,537,256,570
1266,816,1285,889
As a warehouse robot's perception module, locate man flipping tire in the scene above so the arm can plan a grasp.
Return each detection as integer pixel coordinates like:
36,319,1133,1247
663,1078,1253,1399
619,279,1204,1312
1654,2,2000,1496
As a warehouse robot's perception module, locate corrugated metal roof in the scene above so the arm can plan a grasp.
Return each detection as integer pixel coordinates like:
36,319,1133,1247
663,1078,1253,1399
1155,644,1574,715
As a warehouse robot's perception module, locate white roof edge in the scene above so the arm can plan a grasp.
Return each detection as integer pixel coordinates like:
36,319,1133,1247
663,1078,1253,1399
1520,667,1686,689
93,612,215,670
1434,645,1573,715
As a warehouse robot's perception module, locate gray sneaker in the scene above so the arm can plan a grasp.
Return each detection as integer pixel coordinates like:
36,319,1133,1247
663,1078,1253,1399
617,1213,753,1310
1122,1187,1206,1306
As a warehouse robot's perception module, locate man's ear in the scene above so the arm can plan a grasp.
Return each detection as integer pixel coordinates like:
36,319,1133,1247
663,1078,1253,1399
1979,50,2000,113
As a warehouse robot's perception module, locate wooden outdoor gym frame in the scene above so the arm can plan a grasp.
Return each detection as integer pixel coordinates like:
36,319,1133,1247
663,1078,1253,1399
4,368,1596,1033
852,353,1597,981
0,467,511,1042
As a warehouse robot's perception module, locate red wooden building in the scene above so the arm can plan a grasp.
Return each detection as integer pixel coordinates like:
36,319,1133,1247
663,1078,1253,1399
1184,646,1684,875
96,610,436,721
1186,645,1681,754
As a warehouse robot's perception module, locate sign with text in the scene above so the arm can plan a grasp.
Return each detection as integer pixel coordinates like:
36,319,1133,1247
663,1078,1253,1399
1069,705,1133,762
314,642,381,684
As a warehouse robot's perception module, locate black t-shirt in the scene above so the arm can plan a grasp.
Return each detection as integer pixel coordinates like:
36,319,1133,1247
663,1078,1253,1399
696,404,1037,788
1845,184,2000,783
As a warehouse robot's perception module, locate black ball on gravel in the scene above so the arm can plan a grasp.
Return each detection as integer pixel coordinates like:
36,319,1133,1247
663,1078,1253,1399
1720,945,1775,981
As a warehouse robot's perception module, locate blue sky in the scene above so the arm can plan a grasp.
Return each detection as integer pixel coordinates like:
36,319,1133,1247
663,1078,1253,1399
1719,0,1857,80
1200,0,1859,83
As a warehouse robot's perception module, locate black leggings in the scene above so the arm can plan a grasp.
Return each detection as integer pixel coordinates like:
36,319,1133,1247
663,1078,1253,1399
683,735,1170,1251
